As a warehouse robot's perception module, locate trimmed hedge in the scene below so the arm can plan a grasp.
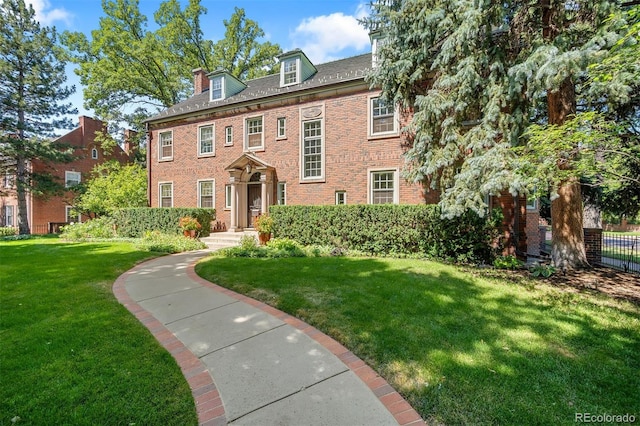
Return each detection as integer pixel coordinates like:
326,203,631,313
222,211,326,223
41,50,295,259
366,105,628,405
112,208,215,238
269,204,502,263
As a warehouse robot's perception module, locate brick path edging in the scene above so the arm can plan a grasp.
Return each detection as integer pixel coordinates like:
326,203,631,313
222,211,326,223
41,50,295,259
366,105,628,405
113,257,226,426
113,253,427,426
185,261,427,426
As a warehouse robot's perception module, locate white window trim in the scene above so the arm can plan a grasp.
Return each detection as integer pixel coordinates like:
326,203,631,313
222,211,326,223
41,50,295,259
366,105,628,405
65,206,81,223
526,197,538,210
158,181,173,207
335,191,347,205
280,57,300,87
224,184,232,209
225,126,233,146
276,117,287,139
244,115,264,151
198,123,215,157
197,179,215,209
300,117,325,182
65,171,81,188
368,168,400,205
91,148,98,159
368,94,399,139
277,182,286,205
210,76,225,101
4,205,14,227
158,130,173,161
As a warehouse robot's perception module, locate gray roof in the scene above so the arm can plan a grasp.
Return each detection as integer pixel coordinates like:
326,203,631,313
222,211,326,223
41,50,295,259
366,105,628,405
146,53,373,123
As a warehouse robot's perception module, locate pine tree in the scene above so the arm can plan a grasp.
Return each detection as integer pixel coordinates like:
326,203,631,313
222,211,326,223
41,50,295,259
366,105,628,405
364,0,632,269
0,0,76,234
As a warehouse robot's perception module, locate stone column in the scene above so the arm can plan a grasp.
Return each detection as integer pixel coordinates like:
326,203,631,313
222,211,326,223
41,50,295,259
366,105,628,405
229,176,237,231
260,173,267,215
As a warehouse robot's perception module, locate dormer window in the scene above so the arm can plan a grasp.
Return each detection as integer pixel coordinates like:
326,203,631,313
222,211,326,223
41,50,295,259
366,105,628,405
370,31,387,68
278,49,317,88
211,76,224,101
282,58,298,85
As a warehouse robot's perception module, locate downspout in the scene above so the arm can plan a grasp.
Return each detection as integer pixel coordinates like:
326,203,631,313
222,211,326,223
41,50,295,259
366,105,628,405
145,123,152,207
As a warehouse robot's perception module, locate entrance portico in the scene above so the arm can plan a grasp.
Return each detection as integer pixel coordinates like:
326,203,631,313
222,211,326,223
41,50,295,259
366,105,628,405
225,153,276,231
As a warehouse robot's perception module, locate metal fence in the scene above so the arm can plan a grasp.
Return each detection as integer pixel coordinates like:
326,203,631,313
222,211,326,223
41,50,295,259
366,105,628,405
599,233,640,274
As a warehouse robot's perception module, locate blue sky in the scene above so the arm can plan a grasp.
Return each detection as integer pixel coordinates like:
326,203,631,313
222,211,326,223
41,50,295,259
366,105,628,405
29,0,373,120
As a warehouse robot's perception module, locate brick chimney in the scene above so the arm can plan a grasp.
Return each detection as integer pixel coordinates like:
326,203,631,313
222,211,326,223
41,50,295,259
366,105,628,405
193,68,210,95
123,129,138,156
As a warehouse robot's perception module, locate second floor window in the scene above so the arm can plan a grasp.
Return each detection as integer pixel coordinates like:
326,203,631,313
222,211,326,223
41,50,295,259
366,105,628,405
277,117,286,139
225,126,233,146
65,171,81,188
198,124,214,156
159,131,173,160
302,120,323,179
246,116,263,150
370,97,396,136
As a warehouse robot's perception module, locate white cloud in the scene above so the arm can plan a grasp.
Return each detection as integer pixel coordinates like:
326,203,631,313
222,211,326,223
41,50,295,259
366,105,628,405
29,0,72,27
290,4,371,64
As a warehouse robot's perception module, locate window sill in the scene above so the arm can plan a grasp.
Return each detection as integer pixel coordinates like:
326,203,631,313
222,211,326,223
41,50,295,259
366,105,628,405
158,158,173,162
367,132,400,141
197,153,216,158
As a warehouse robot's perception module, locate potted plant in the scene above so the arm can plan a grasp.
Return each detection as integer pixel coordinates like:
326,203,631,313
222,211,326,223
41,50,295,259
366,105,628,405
179,216,201,238
254,213,274,245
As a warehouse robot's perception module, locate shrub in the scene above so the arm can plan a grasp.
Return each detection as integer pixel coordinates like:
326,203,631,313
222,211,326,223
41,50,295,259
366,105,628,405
493,255,524,270
529,263,557,278
112,208,215,238
269,204,502,263
0,227,17,237
135,231,206,253
60,217,116,240
220,237,306,258
266,237,306,257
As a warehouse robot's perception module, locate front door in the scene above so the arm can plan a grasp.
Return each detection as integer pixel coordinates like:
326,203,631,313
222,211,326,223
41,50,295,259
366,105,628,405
247,184,261,227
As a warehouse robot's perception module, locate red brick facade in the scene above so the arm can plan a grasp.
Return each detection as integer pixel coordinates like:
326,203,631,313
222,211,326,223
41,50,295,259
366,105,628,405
1,116,131,234
146,51,530,253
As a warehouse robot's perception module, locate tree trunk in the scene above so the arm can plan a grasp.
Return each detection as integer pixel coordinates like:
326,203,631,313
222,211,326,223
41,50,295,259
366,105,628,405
547,77,589,269
16,156,30,235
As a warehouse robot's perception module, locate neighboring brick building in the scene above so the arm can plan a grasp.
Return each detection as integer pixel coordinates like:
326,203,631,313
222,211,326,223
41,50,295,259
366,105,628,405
145,48,529,254
0,116,132,234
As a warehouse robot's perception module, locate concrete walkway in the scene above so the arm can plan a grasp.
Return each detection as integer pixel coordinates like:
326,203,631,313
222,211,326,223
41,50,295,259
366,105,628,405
113,250,426,426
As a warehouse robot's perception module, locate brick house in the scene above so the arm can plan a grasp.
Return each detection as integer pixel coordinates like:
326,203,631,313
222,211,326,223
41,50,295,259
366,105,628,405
0,116,132,234
145,48,528,253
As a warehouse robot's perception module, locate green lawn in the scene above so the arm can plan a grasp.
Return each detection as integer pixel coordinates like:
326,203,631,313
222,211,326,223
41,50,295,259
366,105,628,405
0,237,197,425
196,255,640,425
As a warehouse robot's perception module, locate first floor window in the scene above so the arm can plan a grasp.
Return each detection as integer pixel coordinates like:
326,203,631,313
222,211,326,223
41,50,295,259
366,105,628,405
225,185,232,209
335,191,346,205
65,171,81,188
198,180,214,208
277,182,286,205
302,120,323,179
4,205,14,227
198,124,214,156
159,182,173,207
65,206,81,223
371,170,396,204
159,131,173,160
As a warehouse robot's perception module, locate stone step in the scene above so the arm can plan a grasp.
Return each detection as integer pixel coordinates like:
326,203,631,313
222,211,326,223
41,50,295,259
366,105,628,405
200,231,258,247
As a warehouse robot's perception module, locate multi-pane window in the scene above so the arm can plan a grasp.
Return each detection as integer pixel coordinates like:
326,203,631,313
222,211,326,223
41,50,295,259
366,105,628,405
159,182,173,207
277,182,286,205
159,131,173,160
336,191,346,205
371,171,396,204
303,120,323,179
198,180,214,208
91,148,98,159
4,171,14,188
277,117,286,139
225,185,232,209
211,77,223,100
246,116,263,149
198,124,214,156
65,171,81,188
65,206,81,223
225,126,233,146
371,97,396,135
4,205,14,227
283,58,297,85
